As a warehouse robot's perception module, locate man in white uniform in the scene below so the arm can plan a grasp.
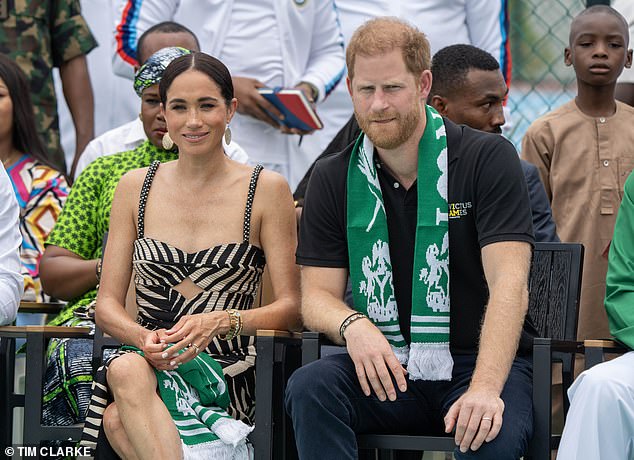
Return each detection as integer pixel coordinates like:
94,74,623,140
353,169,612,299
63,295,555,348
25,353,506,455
112,0,345,189
0,164,24,325
55,0,139,171
613,0,634,106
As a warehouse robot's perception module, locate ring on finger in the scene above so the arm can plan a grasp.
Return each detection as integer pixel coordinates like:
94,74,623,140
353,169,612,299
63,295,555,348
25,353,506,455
192,343,201,354
481,416,493,422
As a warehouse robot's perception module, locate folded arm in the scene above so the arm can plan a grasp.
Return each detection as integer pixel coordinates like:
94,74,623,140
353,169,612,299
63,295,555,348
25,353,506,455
60,55,94,177
40,160,103,300
39,245,99,301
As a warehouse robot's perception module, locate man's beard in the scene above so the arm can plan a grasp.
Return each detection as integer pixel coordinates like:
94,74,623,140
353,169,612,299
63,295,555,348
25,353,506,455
355,103,422,150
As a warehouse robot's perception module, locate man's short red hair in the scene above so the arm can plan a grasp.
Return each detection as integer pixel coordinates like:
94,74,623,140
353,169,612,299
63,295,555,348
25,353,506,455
346,17,431,82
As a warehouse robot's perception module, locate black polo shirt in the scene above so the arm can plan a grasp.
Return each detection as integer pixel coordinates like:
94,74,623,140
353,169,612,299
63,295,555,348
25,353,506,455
297,118,536,355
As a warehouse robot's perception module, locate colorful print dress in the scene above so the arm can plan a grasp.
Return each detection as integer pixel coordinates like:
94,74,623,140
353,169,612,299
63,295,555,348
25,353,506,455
5,154,68,302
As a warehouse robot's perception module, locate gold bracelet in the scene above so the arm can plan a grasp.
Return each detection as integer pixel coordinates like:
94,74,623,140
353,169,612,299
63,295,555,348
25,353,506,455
234,309,244,336
219,309,242,341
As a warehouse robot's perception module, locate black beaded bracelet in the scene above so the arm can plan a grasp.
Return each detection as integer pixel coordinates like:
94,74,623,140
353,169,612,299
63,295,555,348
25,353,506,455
339,312,368,340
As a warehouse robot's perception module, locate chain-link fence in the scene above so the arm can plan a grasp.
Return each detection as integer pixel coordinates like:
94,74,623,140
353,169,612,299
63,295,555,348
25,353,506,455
507,0,611,150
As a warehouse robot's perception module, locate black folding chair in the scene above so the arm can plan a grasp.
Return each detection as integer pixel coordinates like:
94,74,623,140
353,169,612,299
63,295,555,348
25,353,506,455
299,242,585,460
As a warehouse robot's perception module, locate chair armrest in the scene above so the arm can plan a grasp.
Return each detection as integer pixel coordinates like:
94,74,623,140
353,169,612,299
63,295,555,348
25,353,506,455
18,301,65,315
533,337,584,363
0,325,91,339
0,325,91,445
584,338,628,352
256,329,302,340
301,331,333,365
584,339,629,369
253,330,302,460
530,337,584,458
301,331,348,368
549,339,584,354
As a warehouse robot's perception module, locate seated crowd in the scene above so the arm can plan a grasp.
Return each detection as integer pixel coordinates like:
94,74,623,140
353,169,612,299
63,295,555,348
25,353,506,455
1,4,634,460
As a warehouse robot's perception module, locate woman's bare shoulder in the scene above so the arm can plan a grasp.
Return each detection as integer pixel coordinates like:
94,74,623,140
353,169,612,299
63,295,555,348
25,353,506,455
114,167,151,199
254,168,292,197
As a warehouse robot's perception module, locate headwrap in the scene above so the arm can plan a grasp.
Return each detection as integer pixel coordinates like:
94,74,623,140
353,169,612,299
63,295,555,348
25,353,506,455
347,104,453,381
134,46,192,96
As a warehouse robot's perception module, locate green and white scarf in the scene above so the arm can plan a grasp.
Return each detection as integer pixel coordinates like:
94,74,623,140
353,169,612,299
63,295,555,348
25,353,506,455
347,105,453,381
121,346,252,459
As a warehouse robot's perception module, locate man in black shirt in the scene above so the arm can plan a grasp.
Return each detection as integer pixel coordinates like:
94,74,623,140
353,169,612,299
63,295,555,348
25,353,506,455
285,18,534,460
294,44,559,243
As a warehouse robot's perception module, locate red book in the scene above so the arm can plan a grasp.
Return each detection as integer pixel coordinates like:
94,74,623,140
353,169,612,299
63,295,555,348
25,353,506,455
258,88,323,131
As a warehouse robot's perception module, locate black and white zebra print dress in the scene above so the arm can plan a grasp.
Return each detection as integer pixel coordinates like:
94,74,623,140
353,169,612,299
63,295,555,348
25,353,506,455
82,161,265,449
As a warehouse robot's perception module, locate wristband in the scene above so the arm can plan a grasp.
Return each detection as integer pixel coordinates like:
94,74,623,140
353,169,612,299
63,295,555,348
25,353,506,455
339,312,368,340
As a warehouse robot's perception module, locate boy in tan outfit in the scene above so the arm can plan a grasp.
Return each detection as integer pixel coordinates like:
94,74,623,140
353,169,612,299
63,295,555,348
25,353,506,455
522,5,634,347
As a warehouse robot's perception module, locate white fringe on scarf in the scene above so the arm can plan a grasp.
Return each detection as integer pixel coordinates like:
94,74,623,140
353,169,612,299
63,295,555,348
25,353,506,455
181,439,252,460
407,342,454,381
392,345,410,365
211,416,254,446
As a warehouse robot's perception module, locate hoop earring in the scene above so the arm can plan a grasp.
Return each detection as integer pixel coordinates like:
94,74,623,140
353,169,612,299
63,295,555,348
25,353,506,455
224,126,232,144
162,132,174,150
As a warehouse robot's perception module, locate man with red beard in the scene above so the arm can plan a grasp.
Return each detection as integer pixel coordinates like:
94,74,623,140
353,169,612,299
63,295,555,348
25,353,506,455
285,18,535,460
295,43,558,243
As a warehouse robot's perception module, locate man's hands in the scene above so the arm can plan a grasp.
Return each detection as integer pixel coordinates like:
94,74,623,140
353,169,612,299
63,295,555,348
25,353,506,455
344,318,408,401
232,76,317,135
444,386,505,453
345,316,505,453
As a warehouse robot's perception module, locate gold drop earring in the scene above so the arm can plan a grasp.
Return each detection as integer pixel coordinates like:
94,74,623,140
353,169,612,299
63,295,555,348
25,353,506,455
162,132,174,150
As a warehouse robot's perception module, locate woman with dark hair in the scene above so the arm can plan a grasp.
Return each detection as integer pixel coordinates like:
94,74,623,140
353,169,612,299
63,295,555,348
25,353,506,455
38,46,191,432
81,52,300,458
0,54,68,302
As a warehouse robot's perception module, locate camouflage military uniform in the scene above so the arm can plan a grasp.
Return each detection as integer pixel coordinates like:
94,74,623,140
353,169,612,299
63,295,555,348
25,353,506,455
0,0,97,171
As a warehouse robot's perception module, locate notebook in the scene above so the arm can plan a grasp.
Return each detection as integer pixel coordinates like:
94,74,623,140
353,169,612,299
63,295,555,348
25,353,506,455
257,87,323,131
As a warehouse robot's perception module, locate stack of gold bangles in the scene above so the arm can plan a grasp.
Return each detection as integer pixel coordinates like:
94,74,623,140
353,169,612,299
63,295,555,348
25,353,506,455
219,308,243,341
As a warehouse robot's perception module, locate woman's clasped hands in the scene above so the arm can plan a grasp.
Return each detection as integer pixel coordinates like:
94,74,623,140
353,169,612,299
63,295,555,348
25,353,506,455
139,311,231,370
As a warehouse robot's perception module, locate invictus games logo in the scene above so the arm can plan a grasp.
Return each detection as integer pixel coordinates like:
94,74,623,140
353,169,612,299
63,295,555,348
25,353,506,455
448,201,472,219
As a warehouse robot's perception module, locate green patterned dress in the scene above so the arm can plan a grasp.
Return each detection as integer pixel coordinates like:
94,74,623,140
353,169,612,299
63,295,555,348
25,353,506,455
42,141,178,426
